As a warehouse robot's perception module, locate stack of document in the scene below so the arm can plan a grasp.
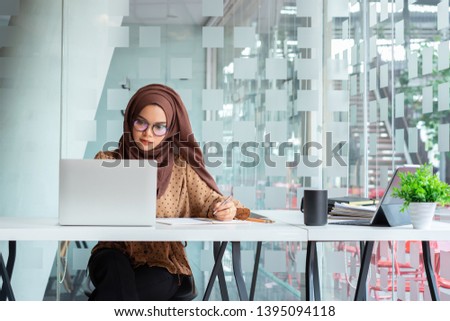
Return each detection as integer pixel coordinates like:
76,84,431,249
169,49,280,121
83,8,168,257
329,202,377,220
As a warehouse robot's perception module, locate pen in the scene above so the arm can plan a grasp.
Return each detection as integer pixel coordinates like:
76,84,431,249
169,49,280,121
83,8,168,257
246,217,275,224
213,195,233,215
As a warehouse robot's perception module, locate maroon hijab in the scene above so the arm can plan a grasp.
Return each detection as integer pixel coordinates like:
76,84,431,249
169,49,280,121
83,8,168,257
117,84,221,198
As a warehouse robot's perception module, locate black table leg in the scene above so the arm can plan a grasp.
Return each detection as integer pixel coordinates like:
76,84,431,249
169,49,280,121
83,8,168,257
354,241,374,301
422,241,440,301
203,241,228,301
249,241,262,301
214,242,230,301
0,254,15,301
0,241,16,301
231,242,249,301
306,241,319,301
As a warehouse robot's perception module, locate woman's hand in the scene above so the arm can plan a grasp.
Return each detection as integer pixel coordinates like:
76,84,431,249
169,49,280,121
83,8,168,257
213,199,236,221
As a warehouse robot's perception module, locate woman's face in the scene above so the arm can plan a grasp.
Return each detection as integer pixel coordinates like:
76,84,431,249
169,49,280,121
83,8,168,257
132,105,168,151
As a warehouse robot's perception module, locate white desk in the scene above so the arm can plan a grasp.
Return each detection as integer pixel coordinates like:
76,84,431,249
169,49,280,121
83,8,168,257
0,213,306,301
255,210,450,301
0,215,306,241
2,211,450,301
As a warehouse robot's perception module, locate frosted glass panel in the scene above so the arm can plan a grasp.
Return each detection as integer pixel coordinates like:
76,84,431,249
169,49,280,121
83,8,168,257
265,154,288,177
438,82,449,111
202,121,223,143
380,64,388,88
297,156,320,177
369,100,377,123
438,124,450,152
139,57,161,79
265,187,287,209
73,121,97,141
265,121,287,142
297,90,319,111
234,27,255,48
369,68,376,91
379,98,388,122
107,89,130,110
170,58,192,79
422,86,433,114
202,89,223,111
438,41,449,71
327,0,347,20
202,26,224,48
266,58,287,80
408,51,418,79
71,248,91,270
233,186,256,209
328,59,347,80
202,0,223,16
177,89,192,111
395,20,404,45
234,58,257,79
437,1,449,30
380,0,388,22
295,58,319,79
139,26,161,47
327,90,348,112
108,27,129,47
107,0,129,16
266,89,287,111
232,121,256,142
408,127,418,153
422,47,433,76
107,120,122,142
395,129,404,153
395,93,404,118
297,27,320,48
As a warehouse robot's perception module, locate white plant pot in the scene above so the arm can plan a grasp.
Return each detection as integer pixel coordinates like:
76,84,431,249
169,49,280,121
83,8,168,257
408,202,437,229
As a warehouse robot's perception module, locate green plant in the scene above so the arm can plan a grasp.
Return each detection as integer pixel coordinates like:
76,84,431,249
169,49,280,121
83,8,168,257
391,163,450,212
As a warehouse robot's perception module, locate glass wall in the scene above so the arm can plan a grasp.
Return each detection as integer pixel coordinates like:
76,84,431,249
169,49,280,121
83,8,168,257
1,0,450,300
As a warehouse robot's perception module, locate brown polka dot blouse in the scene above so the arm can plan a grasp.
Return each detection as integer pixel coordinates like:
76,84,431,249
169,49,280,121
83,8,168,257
91,151,248,276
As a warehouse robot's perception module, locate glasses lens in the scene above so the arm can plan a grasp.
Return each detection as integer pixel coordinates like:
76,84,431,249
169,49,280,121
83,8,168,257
133,119,148,132
152,124,167,137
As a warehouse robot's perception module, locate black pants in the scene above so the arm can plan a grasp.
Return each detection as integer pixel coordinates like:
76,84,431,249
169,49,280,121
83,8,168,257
88,248,180,301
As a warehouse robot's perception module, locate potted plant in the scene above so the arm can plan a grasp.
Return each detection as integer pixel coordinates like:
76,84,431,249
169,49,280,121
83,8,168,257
391,163,450,229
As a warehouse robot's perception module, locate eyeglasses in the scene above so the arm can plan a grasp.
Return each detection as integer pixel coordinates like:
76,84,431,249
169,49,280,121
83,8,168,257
133,118,168,137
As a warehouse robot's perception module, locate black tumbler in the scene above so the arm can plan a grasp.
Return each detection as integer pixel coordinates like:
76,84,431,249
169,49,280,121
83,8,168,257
301,189,328,226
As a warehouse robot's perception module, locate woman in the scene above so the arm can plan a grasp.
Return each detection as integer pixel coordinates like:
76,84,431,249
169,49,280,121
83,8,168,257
88,84,249,300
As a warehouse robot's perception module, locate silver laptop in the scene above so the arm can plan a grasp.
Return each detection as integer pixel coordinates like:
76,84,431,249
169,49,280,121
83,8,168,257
59,159,157,226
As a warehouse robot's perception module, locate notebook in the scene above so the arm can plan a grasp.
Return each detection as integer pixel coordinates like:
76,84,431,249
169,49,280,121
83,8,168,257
58,159,157,226
330,165,419,227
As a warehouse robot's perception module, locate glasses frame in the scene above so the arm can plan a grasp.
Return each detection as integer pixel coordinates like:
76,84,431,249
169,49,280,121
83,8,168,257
133,118,168,137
